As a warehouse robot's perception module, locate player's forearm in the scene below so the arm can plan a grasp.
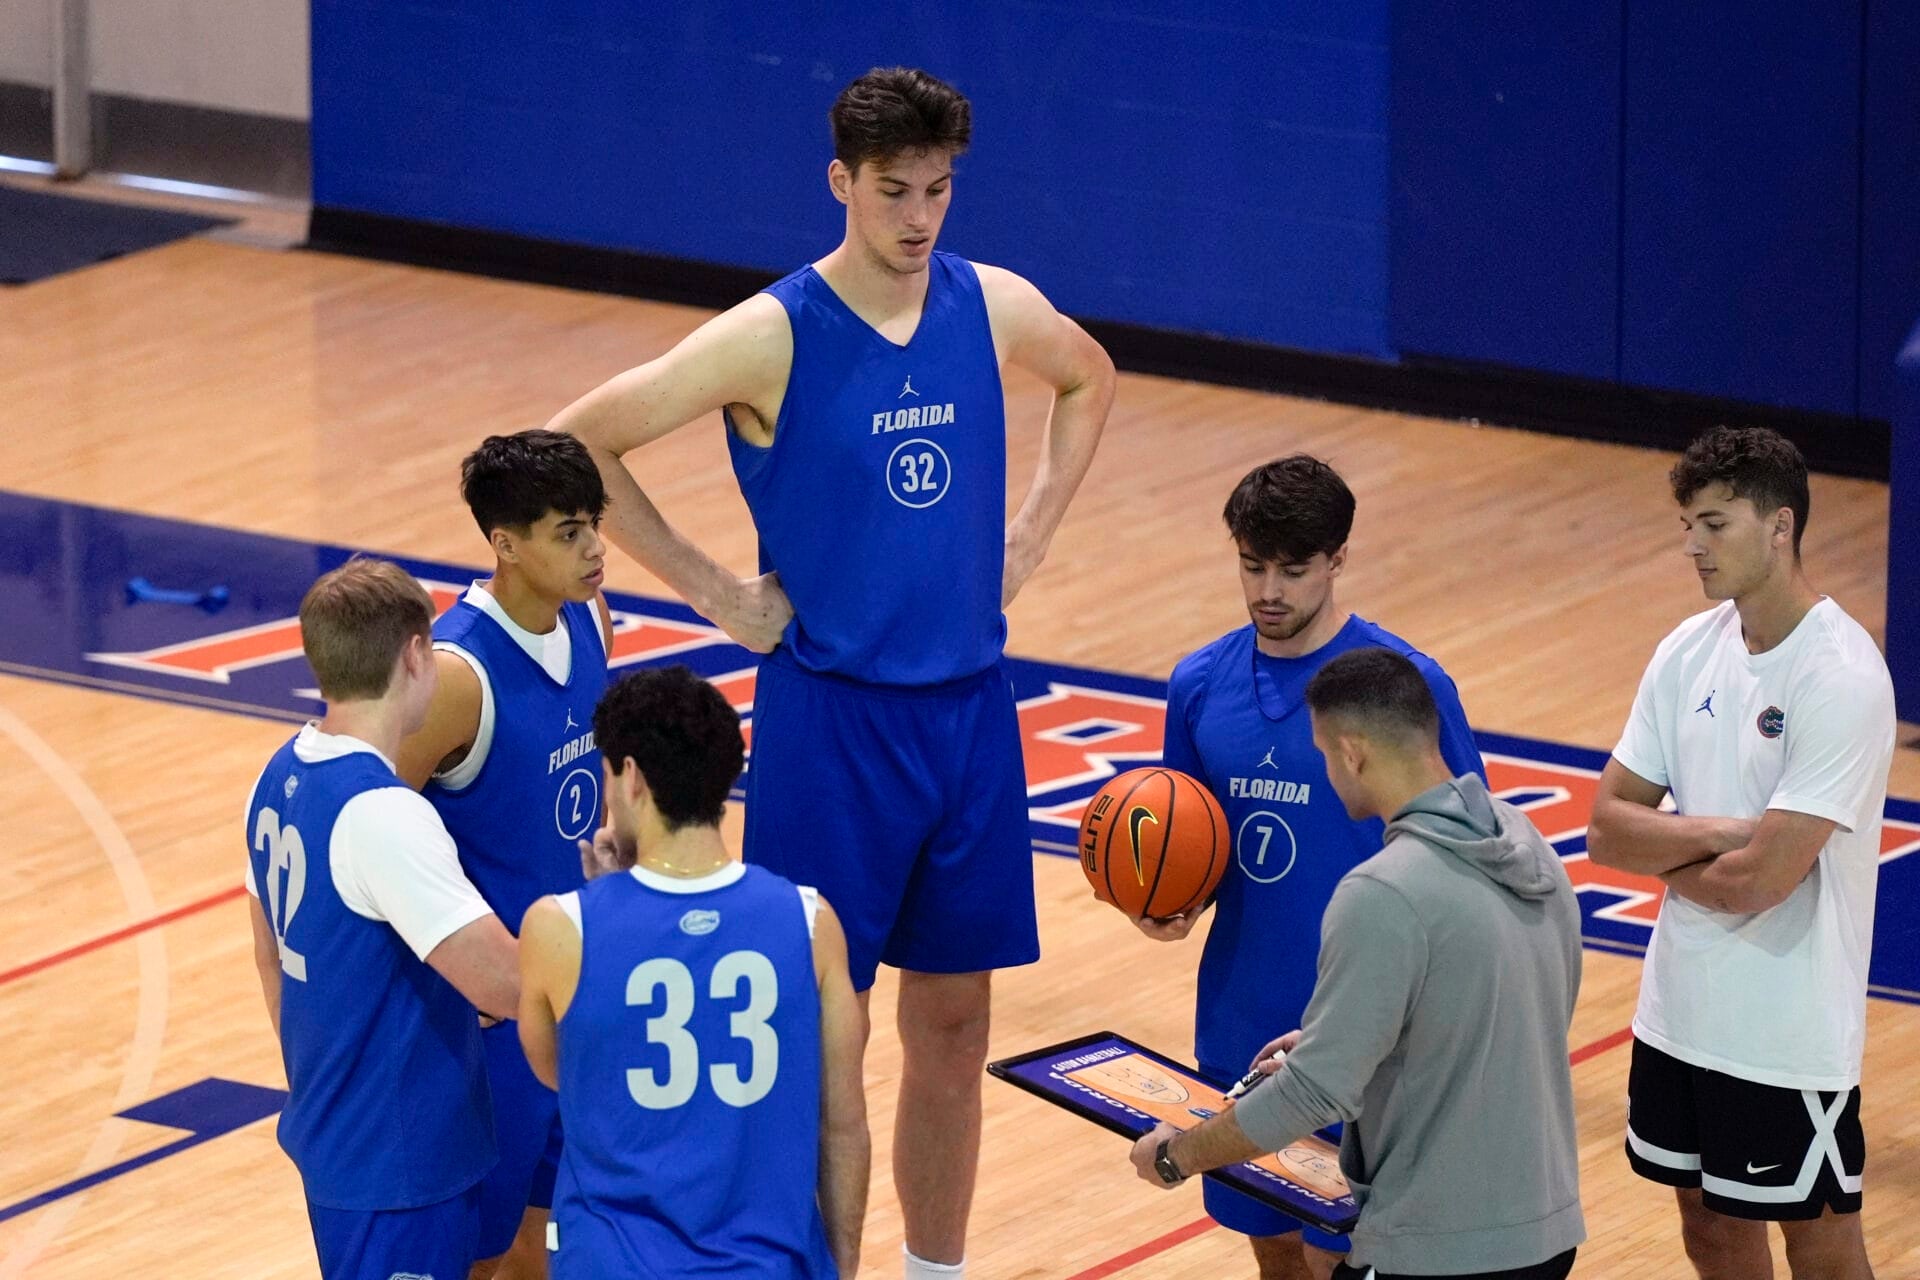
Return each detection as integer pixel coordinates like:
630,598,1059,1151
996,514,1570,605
1169,1109,1264,1177
1586,795,1742,876
818,1121,870,1275
1008,377,1109,554
256,964,281,1038
578,438,740,616
1661,846,1796,915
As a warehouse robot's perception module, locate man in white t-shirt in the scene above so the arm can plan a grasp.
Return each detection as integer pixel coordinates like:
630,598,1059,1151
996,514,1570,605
1588,426,1895,1280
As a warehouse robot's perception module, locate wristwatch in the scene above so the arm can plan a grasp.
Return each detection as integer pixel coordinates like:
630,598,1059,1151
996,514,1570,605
1153,1138,1187,1186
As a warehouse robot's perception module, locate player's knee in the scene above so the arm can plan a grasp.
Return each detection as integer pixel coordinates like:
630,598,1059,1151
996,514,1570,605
1676,1193,1758,1274
1781,1210,1868,1276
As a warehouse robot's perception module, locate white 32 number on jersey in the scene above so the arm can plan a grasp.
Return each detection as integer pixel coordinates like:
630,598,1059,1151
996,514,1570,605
252,806,310,981
625,951,779,1109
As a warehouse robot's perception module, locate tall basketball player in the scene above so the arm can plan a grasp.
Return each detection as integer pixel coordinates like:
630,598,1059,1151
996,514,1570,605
550,67,1113,1278
392,430,613,1280
246,558,520,1279
1145,457,1483,1280
1588,427,1894,1280
519,666,870,1277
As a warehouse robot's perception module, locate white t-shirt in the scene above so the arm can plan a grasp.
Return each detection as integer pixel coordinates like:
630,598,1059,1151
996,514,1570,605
245,725,495,961
1615,598,1895,1090
434,582,608,789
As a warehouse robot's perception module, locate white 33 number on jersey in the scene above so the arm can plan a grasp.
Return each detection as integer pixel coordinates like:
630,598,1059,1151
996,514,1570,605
625,950,779,1109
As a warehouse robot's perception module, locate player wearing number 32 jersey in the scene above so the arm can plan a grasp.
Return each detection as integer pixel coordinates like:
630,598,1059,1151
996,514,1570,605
554,68,1113,1278
519,667,870,1279
245,559,521,1280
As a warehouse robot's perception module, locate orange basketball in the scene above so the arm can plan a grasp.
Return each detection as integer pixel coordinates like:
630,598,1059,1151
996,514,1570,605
1078,767,1228,920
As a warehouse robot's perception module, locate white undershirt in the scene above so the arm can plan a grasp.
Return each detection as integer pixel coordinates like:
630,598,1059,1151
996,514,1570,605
553,864,819,941
244,725,495,960
435,583,608,790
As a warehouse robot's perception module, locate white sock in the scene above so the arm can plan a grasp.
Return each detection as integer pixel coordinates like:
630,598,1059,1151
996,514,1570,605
904,1245,965,1280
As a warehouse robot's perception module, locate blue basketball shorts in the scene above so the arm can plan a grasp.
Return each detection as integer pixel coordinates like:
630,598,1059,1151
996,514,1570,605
475,1020,563,1259
306,1183,482,1280
743,649,1038,992
1198,1059,1352,1254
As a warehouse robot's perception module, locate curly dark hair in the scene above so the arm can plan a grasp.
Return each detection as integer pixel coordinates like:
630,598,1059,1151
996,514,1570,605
593,666,744,831
1222,455,1356,563
830,67,971,171
1305,647,1440,745
460,429,607,536
1669,426,1810,557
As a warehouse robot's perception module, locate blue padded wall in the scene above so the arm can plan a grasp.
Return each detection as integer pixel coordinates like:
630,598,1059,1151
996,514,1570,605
1619,3,1860,416
1388,0,1621,381
1861,1,1920,423
1890,319,1920,719
311,2,1394,357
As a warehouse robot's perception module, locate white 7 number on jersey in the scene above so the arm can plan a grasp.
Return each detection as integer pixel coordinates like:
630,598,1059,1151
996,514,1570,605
253,806,309,981
625,951,779,1109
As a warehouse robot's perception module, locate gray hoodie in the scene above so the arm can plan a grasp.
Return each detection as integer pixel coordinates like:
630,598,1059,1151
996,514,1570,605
1232,773,1585,1275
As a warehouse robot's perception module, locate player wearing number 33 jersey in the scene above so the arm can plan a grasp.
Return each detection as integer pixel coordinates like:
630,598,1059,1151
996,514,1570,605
518,667,869,1278
245,559,521,1279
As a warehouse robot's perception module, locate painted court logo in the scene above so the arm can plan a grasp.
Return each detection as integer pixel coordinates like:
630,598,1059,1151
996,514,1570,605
1756,705,1785,739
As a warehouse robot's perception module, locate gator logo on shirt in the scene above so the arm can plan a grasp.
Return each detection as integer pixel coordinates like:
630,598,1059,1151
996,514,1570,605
1756,706,1785,739
679,909,720,936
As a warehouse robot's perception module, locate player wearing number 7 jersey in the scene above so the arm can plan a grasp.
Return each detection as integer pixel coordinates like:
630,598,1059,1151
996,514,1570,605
551,68,1111,1279
245,559,521,1280
1146,458,1483,1280
519,666,870,1278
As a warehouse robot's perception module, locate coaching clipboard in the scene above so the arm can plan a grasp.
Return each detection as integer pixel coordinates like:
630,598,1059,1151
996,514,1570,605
987,1030,1360,1234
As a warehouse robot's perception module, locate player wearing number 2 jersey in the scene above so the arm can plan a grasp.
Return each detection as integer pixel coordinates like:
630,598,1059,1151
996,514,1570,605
1150,458,1483,1280
554,68,1112,1278
245,558,520,1280
392,430,614,1279
519,666,869,1278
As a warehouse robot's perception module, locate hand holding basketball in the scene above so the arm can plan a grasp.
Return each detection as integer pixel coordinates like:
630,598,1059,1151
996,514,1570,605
1133,908,1205,942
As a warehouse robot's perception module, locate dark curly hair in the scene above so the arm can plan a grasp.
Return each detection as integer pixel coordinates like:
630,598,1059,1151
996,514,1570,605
461,429,607,536
830,67,971,171
593,666,744,831
1222,455,1356,564
1669,426,1810,557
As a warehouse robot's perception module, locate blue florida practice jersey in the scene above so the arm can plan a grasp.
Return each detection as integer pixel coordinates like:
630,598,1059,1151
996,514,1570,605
727,252,1007,686
1162,618,1485,1073
247,735,494,1210
550,863,836,1279
429,595,609,933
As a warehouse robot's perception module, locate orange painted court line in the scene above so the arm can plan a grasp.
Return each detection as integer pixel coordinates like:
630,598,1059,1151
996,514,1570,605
0,884,247,987
1066,1023,1635,1276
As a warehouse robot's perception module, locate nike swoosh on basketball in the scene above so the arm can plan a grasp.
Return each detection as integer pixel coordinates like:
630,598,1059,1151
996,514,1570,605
1127,805,1159,886
1746,1161,1782,1174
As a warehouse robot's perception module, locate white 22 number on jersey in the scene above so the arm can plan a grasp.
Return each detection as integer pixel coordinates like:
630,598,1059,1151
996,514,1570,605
253,806,310,981
625,951,779,1109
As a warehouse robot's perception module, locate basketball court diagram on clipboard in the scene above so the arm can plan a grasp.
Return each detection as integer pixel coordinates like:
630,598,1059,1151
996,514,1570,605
988,1030,1360,1233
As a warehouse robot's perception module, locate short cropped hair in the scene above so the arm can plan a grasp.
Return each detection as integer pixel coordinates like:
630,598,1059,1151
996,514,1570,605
593,666,744,832
1223,455,1356,564
830,67,971,171
1669,426,1811,557
299,557,434,702
1305,648,1440,746
460,429,607,537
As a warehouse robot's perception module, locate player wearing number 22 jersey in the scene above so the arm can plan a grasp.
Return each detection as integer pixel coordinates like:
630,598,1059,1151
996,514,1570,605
1155,458,1482,1272
246,559,521,1279
518,667,869,1278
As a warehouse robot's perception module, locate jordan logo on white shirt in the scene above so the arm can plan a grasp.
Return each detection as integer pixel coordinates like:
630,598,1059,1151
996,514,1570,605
1695,690,1716,718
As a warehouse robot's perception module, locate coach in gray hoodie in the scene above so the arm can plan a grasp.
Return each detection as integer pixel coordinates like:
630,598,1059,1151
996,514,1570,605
1130,647,1585,1280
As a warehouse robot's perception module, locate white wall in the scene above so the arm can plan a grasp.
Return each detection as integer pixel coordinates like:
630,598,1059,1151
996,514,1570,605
0,0,308,120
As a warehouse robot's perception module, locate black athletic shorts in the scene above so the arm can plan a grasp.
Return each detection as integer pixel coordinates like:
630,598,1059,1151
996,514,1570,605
1625,1037,1864,1221
1330,1248,1575,1280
